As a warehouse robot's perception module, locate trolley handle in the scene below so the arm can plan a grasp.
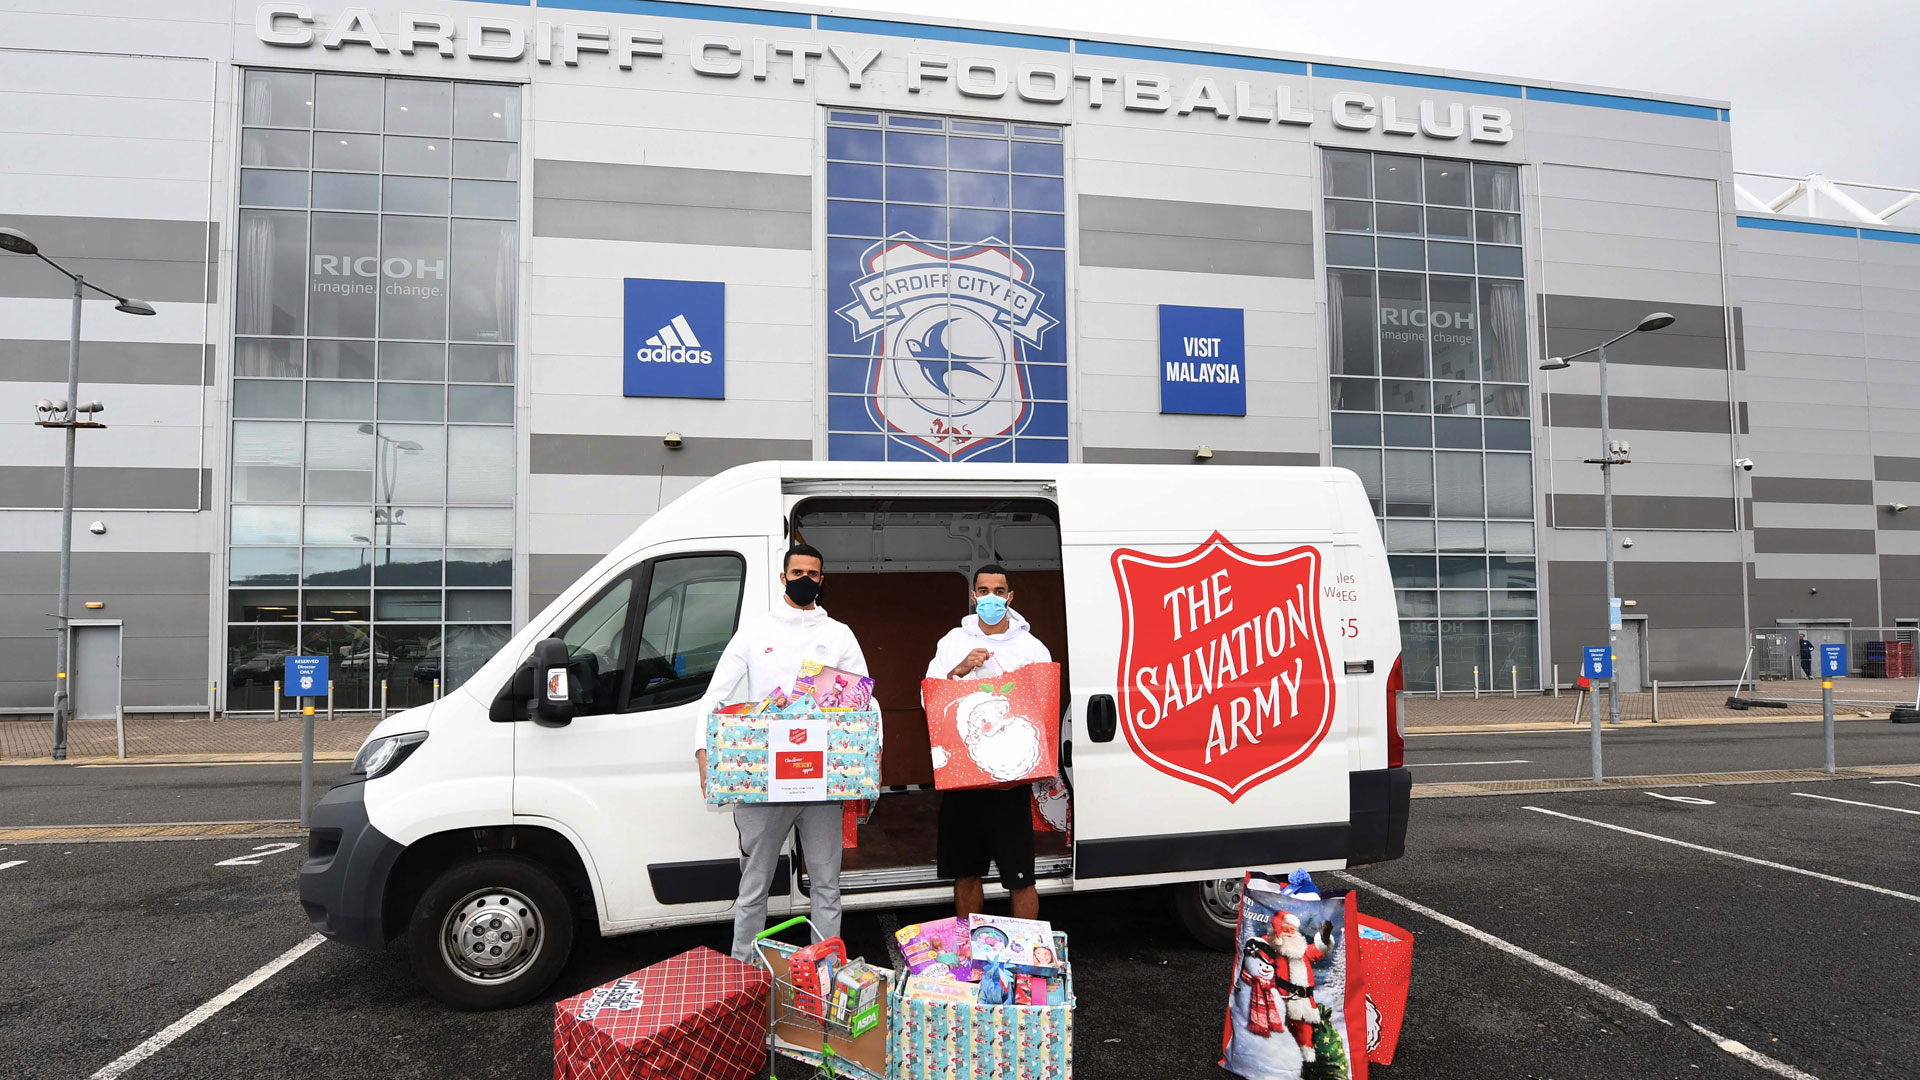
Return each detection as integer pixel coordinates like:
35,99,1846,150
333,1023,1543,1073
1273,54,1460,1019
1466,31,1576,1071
755,916,811,941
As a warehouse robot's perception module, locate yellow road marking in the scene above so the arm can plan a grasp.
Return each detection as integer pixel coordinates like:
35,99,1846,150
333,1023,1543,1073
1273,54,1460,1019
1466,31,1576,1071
0,821,302,844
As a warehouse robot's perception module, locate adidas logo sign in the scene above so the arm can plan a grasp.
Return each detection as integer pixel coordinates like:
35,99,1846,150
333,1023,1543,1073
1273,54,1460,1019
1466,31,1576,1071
634,314,715,364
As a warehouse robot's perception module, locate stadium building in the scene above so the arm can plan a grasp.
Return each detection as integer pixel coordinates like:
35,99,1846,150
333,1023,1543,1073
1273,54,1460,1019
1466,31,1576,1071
3,0,1918,714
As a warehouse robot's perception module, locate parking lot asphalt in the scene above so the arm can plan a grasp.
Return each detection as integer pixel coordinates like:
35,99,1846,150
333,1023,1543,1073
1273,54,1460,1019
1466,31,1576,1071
9,771,1918,1079
0,763,350,826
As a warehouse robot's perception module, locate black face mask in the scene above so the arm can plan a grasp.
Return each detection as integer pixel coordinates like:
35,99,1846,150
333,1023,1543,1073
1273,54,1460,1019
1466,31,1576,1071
784,576,822,607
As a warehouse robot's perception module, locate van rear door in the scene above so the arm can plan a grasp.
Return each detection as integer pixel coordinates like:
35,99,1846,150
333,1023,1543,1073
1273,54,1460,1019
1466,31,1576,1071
1056,467,1357,889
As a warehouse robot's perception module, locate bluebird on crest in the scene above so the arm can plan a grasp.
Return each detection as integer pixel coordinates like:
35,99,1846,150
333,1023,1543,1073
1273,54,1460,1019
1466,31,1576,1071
903,318,993,393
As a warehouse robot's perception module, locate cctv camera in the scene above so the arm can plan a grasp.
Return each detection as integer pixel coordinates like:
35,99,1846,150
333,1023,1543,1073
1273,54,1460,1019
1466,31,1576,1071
1735,457,1754,472
1621,537,1634,548
88,521,106,535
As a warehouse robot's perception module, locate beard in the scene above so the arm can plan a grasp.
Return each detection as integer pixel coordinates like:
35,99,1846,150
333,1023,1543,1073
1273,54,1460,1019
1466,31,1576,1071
968,717,1043,782
1275,928,1308,960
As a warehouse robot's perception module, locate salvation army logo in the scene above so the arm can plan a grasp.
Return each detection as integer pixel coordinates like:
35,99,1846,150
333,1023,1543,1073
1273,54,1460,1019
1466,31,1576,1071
1110,533,1336,802
836,235,1056,457
786,727,809,747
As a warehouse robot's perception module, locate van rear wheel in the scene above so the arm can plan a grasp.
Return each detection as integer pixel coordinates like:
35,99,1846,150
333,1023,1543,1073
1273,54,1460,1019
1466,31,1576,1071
1168,878,1241,952
408,855,575,1010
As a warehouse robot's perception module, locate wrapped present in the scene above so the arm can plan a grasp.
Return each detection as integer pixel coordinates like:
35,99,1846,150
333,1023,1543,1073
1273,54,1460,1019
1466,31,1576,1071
1220,872,1365,1080
704,706,880,804
553,947,769,1080
890,932,1074,1080
921,663,1061,790
1352,914,1413,1066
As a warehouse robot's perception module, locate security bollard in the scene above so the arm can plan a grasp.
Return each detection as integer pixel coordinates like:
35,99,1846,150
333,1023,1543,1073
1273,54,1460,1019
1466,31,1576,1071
327,679,335,722
273,681,281,722
434,678,441,700
1435,666,1443,700
1822,678,1836,774
1473,666,1480,700
380,679,389,719
1652,680,1661,724
1553,664,1560,698
301,702,316,829
210,683,218,723
1511,666,1518,699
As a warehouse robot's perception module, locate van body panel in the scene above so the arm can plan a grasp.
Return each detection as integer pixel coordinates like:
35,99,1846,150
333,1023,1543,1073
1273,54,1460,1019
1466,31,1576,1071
362,698,514,848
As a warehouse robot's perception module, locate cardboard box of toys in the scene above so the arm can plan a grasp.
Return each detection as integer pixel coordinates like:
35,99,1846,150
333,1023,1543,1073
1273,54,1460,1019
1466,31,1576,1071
889,926,1075,1079
703,662,880,805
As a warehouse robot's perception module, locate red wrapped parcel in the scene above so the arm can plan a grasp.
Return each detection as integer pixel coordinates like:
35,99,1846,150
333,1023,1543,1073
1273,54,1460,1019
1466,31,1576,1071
553,947,770,1080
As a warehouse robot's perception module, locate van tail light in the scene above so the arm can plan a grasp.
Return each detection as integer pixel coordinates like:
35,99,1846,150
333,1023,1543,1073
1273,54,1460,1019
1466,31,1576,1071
1386,654,1405,769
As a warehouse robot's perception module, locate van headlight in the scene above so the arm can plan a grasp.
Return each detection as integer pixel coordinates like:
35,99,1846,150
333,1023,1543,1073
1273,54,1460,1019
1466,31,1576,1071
352,732,428,779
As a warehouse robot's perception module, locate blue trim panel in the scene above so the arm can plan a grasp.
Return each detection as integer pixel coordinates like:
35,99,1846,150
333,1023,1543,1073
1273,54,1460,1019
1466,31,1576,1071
1312,63,1521,99
1861,227,1920,245
1525,85,1719,121
1736,216,1859,239
535,0,810,27
1074,39,1307,75
818,15,1068,51
468,0,532,6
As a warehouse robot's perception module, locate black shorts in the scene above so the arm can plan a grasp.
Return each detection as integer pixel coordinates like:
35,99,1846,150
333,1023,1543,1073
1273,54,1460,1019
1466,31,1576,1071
937,785,1036,889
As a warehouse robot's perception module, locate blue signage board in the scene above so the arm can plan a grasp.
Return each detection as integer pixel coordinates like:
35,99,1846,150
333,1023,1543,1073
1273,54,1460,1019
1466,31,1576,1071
1583,646,1612,680
1820,642,1847,678
1158,304,1246,416
1608,597,1623,630
284,655,328,698
623,278,725,399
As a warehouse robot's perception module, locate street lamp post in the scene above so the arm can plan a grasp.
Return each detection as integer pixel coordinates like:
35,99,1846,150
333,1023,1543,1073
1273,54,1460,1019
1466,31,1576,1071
2,226,156,760
1542,311,1675,779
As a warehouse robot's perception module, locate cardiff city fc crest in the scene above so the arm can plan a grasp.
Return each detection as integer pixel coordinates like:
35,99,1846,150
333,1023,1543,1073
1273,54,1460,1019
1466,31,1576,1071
1110,534,1336,802
836,235,1057,458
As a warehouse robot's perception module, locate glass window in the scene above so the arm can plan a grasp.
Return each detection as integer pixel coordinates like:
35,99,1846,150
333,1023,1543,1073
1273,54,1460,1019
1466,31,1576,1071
455,82,519,140
1331,412,1381,446
386,78,451,136
1438,556,1488,588
450,345,514,383
445,625,510,690
315,132,382,172
241,71,313,128
304,546,371,585
385,135,451,176
305,588,371,622
446,547,511,585
1329,270,1377,376
231,547,299,586
243,128,311,169
384,175,449,214
380,341,446,381
235,379,303,418
232,422,303,502
1384,414,1432,447
1332,448,1382,514
1426,206,1472,240
235,210,307,336
1326,199,1370,232
1489,555,1537,589
1388,555,1438,588
313,171,380,210
1492,621,1537,689
449,384,513,422
449,218,517,342
1326,233,1374,267
1400,620,1438,692
380,216,448,339
228,625,298,710
306,381,375,420
1325,150,1372,198
1378,274,1427,378
1440,619,1491,691
1477,245,1524,278
1487,521,1536,553
1396,590,1438,617
1476,211,1521,244
304,505,374,545
315,74,382,131
379,382,445,421
230,588,300,622
1384,449,1434,517
453,180,517,218
1434,416,1482,448
309,213,380,338
1429,241,1475,275
1375,203,1421,235
1382,379,1430,413
376,506,443,547
1374,154,1421,202
1428,277,1478,380
376,548,442,586
1485,387,1531,419
1439,590,1487,616
1491,589,1537,616
453,139,519,180
558,576,634,716
447,507,512,546
1424,159,1471,206
236,338,303,378
1385,519,1434,552
1479,279,1528,383
1473,162,1520,210
308,340,376,380
232,505,301,545
448,426,513,503
1437,520,1485,553
1432,382,1480,416
1378,237,1425,270
377,590,442,621
1330,377,1378,411
1486,453,1534,518
447,590,510,621
376,424,446,504
375,624,440,708
629,554,747,710
1435,452,1484,517
240,169,307,207
305,422,373,501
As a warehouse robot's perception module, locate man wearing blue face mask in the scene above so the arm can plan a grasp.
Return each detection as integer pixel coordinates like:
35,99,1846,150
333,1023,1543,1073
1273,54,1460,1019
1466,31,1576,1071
925,565,1053,919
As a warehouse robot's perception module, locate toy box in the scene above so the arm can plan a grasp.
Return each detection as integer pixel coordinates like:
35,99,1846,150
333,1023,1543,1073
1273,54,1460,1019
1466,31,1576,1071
703,706,880,804
552,947,769,1080
895,916,976,982
794,660,876,710
966,914,1060,974
901,974,980,1005
921,663,1061,790
890,932,1075,1080
829,960,885,1037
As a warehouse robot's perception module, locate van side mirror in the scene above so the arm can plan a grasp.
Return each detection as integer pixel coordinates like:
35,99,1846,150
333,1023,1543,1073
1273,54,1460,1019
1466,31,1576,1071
531,637,575,728
1086,694,1117,743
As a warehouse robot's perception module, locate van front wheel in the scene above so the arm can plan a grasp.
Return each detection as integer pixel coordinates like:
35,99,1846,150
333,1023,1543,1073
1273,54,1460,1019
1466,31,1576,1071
1168,878,1241,952
408,855,575,1010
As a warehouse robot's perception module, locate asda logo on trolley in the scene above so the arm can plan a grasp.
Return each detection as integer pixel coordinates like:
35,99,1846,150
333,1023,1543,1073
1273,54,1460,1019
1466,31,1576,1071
623,278,725,399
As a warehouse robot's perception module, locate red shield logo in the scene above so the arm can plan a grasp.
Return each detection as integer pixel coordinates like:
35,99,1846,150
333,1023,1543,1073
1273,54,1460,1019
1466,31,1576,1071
786,727,809,747
1111,533,1336,802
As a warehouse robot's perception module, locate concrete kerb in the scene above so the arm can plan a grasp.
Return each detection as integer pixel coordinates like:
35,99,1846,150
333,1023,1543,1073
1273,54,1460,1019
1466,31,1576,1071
1414,761,1920,798
1408,711,1893,736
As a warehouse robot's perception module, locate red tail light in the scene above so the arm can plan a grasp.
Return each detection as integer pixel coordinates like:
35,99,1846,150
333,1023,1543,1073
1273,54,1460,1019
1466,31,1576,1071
1386,654,1405,768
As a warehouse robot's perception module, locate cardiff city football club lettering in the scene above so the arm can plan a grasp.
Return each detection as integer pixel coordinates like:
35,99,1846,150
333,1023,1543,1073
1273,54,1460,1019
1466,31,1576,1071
834,235,1061,460
1111,534,1336,802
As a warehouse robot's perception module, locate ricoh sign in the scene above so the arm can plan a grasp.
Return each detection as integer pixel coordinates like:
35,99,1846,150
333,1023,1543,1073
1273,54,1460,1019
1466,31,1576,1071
254,5,1514,144
311,255,445,299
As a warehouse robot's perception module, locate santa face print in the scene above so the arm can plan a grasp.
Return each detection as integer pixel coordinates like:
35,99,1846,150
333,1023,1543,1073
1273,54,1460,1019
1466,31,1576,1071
955,691,1043,783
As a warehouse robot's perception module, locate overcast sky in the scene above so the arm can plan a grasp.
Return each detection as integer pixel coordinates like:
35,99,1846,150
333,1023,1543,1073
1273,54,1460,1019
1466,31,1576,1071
876,0,1920,208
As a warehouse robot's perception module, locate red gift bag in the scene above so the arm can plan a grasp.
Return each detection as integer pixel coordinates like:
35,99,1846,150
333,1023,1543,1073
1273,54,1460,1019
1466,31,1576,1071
1352,914,1414,1065
921,662,1062,790
553,947,770,1080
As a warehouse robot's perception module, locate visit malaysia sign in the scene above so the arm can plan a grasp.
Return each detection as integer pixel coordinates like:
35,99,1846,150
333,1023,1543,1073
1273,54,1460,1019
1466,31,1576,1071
1111,534,1335,802
1159,304,1246,416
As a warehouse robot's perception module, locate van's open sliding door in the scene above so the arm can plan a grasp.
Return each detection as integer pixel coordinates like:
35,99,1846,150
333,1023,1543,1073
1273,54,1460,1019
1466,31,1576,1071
1055,468,1356,889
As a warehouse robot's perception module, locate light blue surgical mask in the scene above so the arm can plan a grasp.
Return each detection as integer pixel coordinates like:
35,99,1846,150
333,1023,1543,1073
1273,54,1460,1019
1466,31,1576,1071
974,594,1009,624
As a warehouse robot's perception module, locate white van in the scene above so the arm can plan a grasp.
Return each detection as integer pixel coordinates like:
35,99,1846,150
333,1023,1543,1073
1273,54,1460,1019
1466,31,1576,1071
298,461,1409,1008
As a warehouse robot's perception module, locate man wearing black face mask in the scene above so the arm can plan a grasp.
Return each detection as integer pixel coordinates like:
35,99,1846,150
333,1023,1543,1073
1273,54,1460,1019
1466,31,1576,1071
694,543,872,960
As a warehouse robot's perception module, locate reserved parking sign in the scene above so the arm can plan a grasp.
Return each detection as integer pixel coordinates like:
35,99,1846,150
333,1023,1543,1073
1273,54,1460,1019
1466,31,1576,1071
1583,646,1612,680
285,655,328,698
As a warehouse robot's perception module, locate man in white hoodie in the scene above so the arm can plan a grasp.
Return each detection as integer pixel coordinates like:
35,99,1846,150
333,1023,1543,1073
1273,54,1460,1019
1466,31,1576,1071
695,543,871,960
925,564,1052,920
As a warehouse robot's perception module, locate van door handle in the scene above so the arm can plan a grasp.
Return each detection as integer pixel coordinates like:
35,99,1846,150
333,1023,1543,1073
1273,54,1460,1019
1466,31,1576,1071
1086,694,1117,743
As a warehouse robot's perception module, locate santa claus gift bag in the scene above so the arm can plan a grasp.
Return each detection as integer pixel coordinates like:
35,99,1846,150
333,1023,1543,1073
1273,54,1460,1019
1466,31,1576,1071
1351,915,1413,1066
921,663,1061,790
1220,872,1365,1080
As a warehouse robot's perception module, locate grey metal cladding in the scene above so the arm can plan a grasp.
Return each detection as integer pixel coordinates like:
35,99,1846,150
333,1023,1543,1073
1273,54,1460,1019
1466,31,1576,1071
1749,477,1874,505
1543,392,1730,433
0,466,204,510
1081,447,1320,466
1874,456,1920,482
1748,576,1878,625
0,215,215,304
0,340,208,386
1751,528,1878,554
0,552,209,595
1538,294,1732,370
530,159,810,249
1546,559,1743,628
528,433,812,476
529,553,603,617
1549,493,1735,530
1077,195,1313,278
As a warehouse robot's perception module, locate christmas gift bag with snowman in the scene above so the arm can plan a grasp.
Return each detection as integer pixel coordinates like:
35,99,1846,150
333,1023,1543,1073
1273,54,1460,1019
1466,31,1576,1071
1220,871,1364,1080
921,663,1061,790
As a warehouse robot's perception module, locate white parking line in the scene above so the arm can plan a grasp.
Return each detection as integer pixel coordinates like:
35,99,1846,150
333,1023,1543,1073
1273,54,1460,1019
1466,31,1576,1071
1522,806,1920,904
1870,780,1920,789
87,933,324,1080
1336,871,1827,1080
0,859,25,871
1791,792,1920,816
1406,759,1531,767
1330,871,1668,1024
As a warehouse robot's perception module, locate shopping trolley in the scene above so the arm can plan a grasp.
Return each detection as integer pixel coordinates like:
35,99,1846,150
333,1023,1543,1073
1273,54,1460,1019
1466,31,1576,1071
751,916,891,1080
